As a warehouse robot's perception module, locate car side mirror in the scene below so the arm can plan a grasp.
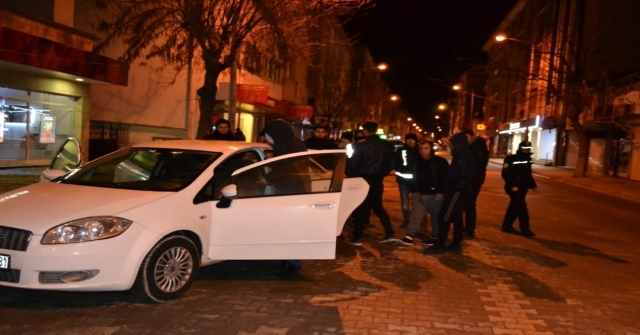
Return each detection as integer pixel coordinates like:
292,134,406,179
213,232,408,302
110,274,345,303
216,184,237,209
41,169,68,182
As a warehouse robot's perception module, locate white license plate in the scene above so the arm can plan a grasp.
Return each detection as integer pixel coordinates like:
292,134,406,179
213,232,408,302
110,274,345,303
0,254,9,269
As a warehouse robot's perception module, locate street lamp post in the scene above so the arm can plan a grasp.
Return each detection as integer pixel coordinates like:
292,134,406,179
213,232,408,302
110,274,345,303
452,85,475,131
495,34,535,141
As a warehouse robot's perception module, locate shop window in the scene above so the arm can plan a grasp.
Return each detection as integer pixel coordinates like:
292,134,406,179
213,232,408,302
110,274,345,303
0,88,76,165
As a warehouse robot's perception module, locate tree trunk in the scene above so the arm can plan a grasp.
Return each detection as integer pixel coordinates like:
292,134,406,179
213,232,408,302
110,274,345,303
569,114,589,177
196,63,223,139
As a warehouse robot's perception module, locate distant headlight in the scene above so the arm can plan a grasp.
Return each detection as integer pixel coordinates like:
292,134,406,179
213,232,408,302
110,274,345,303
41,217,133,244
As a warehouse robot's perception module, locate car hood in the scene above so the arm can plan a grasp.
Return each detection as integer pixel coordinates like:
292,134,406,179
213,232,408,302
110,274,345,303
0,182,172,234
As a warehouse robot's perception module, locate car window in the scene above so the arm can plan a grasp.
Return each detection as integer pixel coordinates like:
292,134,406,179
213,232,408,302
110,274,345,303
232,152,340,198
194,150,263,203
58,148,220,191
50,138,81,171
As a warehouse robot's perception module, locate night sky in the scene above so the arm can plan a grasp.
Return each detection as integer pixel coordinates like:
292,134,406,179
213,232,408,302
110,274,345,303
344,0,518,132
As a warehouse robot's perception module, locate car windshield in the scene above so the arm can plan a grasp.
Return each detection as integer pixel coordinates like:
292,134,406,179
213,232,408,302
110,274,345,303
57,147,221,191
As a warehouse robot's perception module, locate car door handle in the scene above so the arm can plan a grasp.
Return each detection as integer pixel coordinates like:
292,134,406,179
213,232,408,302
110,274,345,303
310,202,336,209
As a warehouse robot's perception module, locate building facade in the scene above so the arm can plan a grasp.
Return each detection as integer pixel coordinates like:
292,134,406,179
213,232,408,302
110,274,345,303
483,0,640,181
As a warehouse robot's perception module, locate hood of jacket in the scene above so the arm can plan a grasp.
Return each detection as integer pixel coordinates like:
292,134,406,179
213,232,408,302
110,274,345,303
264,119,295,142
449,132,469,155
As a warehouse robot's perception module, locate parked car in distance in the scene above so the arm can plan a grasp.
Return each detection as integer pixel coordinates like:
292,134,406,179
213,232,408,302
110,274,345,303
0,140,368,302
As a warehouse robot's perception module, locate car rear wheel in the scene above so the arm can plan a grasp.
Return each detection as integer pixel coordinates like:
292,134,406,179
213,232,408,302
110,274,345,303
132,235,199,303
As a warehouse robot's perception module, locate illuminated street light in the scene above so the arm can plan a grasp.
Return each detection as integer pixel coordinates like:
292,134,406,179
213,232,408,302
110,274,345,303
495,33,535,141
435,115,440,119
390,94,400,101
452,85,461,91
412,123,417,126
377,63,388,71
407,117,412,121
438,103,447,110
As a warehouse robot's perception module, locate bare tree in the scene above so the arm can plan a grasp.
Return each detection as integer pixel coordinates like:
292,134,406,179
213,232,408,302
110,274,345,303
312,45,353,129
92,0,370,138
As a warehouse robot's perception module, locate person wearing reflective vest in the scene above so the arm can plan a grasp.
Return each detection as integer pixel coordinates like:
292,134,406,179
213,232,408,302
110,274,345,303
501,140,537,237
394,133,420,227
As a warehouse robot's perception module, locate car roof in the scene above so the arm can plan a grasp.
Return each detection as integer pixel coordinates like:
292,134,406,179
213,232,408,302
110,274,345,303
132,140,270,154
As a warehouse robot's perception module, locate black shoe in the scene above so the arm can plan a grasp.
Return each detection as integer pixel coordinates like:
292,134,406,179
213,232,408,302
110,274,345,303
522,230,536,238
423,244,447,255
501,227,519,235
272,261,300,278
377,235,396,243
421,237,439,247
397,236,413,246
445,244,462,254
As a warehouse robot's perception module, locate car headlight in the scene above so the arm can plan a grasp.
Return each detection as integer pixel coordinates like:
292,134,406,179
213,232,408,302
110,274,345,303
41,216,133,244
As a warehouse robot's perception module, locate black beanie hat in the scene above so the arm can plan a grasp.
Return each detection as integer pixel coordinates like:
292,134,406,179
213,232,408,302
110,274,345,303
405,133,418,141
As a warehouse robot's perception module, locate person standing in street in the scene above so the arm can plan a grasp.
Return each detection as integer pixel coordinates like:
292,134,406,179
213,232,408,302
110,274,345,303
234,128,247,141
424,132,475,254
204,119,239,141
260,119,308,277
501,140,537,237
397,140,449,246
394,133,420,227
347,121,396,246
462,129,489,238
304,124,337,149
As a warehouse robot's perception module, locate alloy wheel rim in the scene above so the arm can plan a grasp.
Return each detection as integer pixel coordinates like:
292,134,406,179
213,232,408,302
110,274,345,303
154,246,193,292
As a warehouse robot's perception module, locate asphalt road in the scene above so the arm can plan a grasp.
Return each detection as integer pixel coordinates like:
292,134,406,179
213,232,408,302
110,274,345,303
0,164,639,334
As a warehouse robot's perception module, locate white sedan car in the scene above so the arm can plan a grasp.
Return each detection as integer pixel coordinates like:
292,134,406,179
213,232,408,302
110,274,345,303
0,140,368,302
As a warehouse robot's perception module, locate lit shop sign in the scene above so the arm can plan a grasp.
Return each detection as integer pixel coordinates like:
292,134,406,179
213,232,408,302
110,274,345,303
39,115,56,144
499,116,540,134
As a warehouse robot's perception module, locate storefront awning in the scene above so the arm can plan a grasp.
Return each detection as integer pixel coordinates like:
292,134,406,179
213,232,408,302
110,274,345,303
0,26,128,86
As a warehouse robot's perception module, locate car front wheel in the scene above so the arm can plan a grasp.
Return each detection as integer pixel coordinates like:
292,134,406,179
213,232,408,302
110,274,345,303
132,235,199,303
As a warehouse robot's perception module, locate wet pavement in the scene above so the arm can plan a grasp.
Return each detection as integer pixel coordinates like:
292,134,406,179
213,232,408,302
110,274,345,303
0,163,639,334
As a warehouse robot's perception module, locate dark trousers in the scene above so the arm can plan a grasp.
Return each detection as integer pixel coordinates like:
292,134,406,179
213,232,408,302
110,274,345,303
437,189,470,247
463,178,484,235
352,176,395,240
502,187,530,231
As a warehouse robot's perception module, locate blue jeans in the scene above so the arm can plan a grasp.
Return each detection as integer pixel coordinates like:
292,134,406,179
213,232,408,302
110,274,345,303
398,183,414,222
405,193,441,237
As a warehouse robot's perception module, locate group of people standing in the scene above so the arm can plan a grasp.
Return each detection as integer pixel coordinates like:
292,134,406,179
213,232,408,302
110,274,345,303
346,126,537,255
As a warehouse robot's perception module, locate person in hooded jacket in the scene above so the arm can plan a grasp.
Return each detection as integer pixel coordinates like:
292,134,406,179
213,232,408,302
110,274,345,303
424,131,475,254
204,119,239,141
394,133,420,227
462,129,489,238
501,140,537,237
347,121,396,246
258,119,308,276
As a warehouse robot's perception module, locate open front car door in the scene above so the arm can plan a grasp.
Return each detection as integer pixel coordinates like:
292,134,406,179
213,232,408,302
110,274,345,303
208,149,368,260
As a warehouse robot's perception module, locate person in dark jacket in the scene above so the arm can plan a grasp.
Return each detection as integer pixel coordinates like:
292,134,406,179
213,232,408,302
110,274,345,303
501,140,537,237
347,121,396,246
424,131,475,254
462,130,489,238
394,133,420,227
234,128,247,142
397,140,449,246
204,119,239,141
304,124,337,149
259,119,308,276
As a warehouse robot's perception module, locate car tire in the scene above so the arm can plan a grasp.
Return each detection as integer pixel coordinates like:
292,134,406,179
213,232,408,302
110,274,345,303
132,235,199,303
